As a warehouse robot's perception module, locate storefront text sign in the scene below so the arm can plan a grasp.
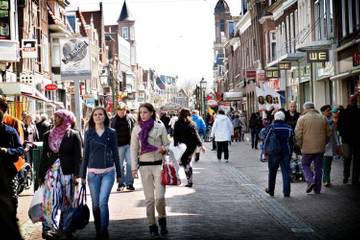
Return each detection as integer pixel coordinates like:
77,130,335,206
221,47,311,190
307,50,329,62
279,62,291,70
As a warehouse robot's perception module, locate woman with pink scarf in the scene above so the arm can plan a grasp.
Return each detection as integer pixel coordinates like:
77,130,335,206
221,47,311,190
38,109,82,240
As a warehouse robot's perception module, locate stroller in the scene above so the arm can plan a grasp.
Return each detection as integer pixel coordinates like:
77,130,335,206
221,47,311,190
290,153,305,182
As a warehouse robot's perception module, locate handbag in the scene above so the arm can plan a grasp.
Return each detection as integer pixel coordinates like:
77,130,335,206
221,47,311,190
161,161,181,186
28,185,45,223
63,185,90,231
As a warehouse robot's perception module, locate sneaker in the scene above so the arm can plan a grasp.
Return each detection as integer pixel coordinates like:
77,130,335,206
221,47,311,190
225,159,229,163
126,185,135,191
185,183,193,188
265,188,274,197
284,193,290,197
218,158,221,162
324,182,331,187
306,183,315,193
117,184,126,192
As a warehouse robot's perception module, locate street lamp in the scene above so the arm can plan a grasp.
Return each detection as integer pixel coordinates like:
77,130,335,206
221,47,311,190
200,77,207,118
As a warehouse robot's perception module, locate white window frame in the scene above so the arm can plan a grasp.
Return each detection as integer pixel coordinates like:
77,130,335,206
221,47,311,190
122,27,129,39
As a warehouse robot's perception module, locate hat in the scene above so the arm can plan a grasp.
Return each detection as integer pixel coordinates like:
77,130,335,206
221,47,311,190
117,102,127,110
331,106,338,113
274,111,285,121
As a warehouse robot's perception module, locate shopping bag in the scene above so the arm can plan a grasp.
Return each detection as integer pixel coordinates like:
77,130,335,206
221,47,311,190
28,185,45,223
168,142,187,162
161,162,181,186
63,185,90,231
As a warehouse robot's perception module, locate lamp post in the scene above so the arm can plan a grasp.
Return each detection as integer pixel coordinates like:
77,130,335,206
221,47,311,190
200,77,207,118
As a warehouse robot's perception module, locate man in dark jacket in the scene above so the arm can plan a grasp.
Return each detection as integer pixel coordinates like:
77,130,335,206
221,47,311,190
338,94,360,185
111,102,136,191
36,113,51,141
0,110,24,217
285,100,300,130
264,111,294,197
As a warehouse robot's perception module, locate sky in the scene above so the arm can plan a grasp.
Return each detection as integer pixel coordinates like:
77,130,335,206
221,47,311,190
67,0,241,87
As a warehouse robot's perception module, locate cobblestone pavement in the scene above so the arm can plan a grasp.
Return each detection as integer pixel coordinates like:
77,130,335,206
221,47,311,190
18,140,360,239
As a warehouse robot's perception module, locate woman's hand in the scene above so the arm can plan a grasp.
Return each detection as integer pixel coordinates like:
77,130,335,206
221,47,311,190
132,170,139,179
158,146,167,155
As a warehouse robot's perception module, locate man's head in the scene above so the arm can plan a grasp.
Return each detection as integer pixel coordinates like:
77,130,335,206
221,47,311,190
303,101,315,111
0,97,8,113
320,105,332,118
116,102,127,118
192,109,199,116
274,111,285,121
288,101,297,113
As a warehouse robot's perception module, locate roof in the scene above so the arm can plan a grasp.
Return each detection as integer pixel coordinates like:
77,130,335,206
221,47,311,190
215,0,230,14
117,1,135,22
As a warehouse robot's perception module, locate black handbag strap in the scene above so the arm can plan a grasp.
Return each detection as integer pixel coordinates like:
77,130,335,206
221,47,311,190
77,184,87,205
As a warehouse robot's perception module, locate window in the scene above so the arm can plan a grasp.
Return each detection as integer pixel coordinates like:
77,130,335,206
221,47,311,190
0,0,10,40
348,0,353,34
220,19,225,32
122,27,129,39
270,31,276,61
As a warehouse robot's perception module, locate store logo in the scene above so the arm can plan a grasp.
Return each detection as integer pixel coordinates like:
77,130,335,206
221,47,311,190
307,50,329,62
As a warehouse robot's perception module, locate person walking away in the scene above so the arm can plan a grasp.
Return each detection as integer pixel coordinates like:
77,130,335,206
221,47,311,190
191,110,206,162
174,109,204,187
211,110,233,162
264,111,294,197
0,110,24,221
232,114,241,142
80,107,121,240
337,94,360,185
111,102,135,191
38,109,82,239
36,113,51,141
131,103,170,237
249,113,262,149
239,113,247,141
168,112,178,137
295,102,330,194
320,105,340,187
160,111,171,134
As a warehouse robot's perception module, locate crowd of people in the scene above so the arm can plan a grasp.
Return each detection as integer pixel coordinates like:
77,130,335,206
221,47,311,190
0,93,359,240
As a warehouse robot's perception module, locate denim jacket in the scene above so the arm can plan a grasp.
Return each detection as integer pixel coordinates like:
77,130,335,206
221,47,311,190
80,127,120,179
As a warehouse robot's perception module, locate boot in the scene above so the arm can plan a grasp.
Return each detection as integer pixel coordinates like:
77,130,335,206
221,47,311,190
149,224,159,238
158,217,168,236
194,153,200,162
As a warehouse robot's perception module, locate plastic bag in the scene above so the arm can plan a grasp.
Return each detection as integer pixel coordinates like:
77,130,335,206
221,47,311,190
28,185,44,223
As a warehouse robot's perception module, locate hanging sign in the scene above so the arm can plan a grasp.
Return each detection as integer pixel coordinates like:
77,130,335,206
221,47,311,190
307,50,329,62
21,39,37,59
45,84,58,91
279,62,291,70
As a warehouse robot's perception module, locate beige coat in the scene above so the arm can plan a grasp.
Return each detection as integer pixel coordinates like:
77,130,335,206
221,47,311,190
295,109,331,154
131,121,170,171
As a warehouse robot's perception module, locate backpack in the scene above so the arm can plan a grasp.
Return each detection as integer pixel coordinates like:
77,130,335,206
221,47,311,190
264,126,282,155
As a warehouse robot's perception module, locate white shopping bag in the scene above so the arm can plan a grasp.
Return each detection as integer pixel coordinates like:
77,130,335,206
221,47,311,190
169,142,187,162
28,185,45,223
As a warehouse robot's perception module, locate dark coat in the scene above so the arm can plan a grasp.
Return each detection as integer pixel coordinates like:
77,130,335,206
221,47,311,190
38,129,82,182
173,120,202,165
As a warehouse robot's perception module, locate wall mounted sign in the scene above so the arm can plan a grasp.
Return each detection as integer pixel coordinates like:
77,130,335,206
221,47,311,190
307,50,329,62
279,62,291,70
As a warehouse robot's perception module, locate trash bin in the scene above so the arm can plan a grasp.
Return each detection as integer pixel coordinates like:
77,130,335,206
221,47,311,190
31,141,43,191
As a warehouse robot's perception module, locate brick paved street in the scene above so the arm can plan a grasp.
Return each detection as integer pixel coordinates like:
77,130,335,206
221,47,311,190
18,140,360,239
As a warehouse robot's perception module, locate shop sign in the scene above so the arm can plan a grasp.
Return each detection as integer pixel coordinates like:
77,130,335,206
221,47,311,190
246,70,256,79
45,84,57,91
307,50,329,62
353,51,360,67
265,69,279,78
279,62,291,70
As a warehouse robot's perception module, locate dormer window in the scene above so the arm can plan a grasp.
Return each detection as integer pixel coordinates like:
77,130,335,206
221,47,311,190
122,27,129,40
0,0,10,40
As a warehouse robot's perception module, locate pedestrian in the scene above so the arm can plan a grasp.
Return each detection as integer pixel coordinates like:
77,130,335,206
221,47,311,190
191,109,206,162
211,109,234,162
23,114,39,165
285,101,300,130
232,114,241,142
0,109,24,220
130,103,170,238
160,111,171,134
36,113,51,141
174,108,204,187
0,96,24,144
38,109,82,239
111,102,136,191
320,105,340,187
168,112,178,137
264,111,294,197
249,112,262,149
337,94,360,185
295,102,330,194
80,107,121,240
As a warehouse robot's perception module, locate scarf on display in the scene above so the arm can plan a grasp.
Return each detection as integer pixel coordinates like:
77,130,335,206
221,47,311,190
48,109,75,153
138,119,158,154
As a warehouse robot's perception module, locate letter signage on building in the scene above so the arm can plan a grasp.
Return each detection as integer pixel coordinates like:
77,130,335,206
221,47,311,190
21,39,37,59
60,38,91,80
279,62,291,70
307,50,329,62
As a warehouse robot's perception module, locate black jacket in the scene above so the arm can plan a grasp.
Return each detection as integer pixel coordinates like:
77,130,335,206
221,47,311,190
38,129,82,182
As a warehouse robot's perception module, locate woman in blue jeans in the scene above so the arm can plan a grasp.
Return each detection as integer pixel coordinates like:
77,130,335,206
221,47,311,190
81,107,121,240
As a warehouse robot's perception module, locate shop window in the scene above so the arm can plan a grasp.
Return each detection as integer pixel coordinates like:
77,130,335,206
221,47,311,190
0,0,10,40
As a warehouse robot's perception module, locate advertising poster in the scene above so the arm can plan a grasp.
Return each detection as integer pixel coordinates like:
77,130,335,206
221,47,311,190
21,39,37,58
60,38,91,80
255,84,281,119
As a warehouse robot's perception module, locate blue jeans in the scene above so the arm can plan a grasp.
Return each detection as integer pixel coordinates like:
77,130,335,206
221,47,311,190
267,154,291,195
87,170,115,233
118,145,133,186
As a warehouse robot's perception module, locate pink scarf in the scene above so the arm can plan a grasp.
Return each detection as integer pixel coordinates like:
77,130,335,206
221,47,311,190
48,109,75,153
